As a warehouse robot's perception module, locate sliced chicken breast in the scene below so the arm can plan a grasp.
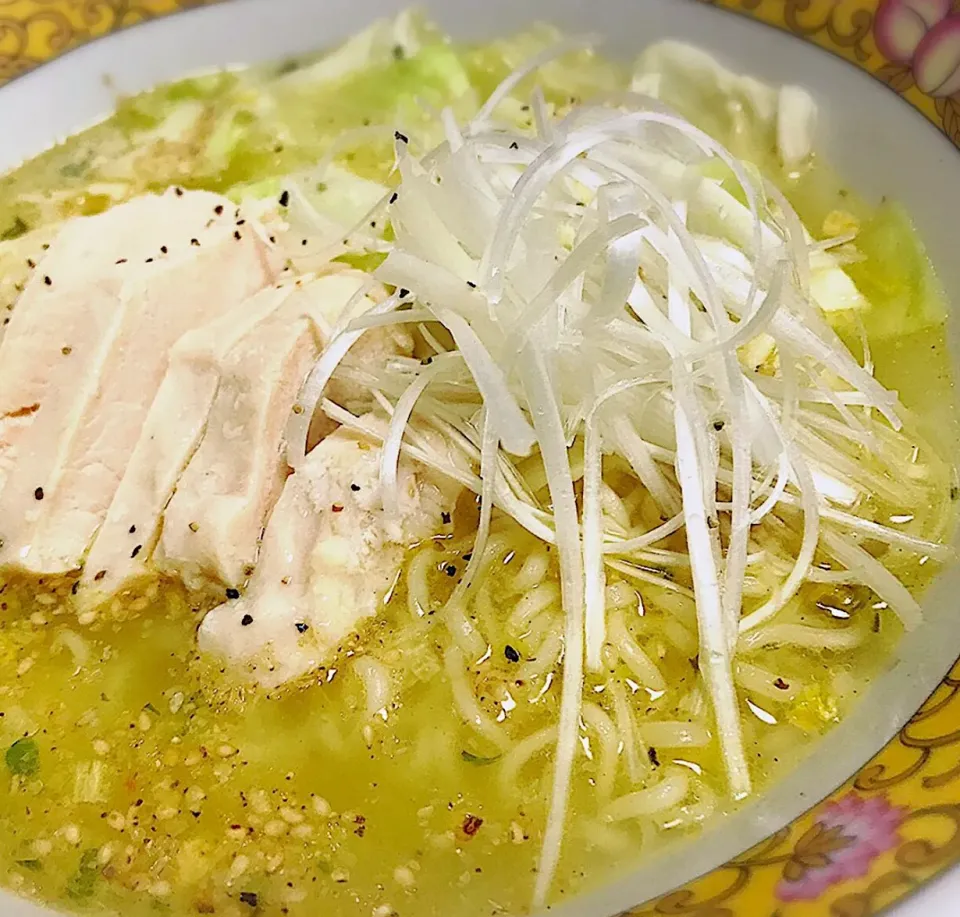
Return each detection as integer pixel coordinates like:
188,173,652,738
0,189,279,574
158,272,412,591
198,422,459,686
80,285,295,599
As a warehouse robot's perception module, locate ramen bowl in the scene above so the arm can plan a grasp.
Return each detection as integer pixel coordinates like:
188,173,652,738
1,1,959,916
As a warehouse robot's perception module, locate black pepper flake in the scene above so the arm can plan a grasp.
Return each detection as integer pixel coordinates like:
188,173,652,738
350,483,361,492
214,205,224,215
302,239,308,247
444,564,457,577
93,570,106,582
145,258,154,264
240,614,254,627
190,238,200,247
174,187,184,197
398,288,409,298
713,419,725,431
223,588,241,601
295,622,309,634
509,141,519,150
26,258,35,269
71,581,79,596
160,246,168,254
773,677,790,691
116,258,127,264
648,747,660,767
34,487,44,501
441,511,452,524
234,231,243,241
389,192,398,204
61,346,72,356
237,219,246,226
467,280,476,288
279,190,290,208
128,525,136,534
394,130,409,144
463,552,472,561
43,276,52,286
504,644,520,663
951,485,959,501
239,892,258,908
130,544,142,558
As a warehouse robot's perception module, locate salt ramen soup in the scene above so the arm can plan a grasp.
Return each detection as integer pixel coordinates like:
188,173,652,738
0,13,955,917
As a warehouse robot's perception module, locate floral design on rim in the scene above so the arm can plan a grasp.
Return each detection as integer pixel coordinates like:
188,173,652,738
775,792,908,901
874,0,960,95
870,0,960,141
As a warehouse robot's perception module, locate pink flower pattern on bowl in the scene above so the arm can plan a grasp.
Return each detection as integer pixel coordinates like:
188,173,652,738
875,0,960,95
775,792,908,901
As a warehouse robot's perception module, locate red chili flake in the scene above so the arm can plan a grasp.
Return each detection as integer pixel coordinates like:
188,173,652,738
5,402,39,419
773,677,790,691
331,504,344,514
462,814,483,837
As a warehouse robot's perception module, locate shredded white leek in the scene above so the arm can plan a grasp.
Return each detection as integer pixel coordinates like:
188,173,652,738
285,41,954,907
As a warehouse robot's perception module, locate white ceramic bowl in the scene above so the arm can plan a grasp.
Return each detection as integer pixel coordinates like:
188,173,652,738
1,1,959,915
